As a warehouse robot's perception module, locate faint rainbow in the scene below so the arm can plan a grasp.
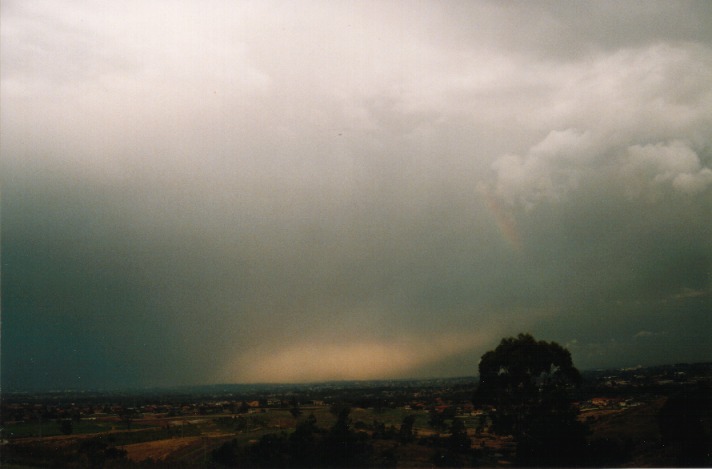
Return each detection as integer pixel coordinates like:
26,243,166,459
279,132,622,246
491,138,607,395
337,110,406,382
481,185,522,251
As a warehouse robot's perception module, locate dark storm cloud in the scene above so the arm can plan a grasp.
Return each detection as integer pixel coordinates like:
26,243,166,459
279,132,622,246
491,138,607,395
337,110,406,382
2,1,711,390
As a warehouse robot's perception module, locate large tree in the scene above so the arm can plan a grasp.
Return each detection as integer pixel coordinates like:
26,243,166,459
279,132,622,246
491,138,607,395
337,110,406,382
475,333,586,466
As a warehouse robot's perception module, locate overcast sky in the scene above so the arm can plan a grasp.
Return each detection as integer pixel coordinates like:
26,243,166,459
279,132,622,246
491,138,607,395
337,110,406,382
2,0,711,391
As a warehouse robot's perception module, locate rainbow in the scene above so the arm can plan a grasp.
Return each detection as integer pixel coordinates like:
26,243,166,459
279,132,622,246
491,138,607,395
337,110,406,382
482,186,522,251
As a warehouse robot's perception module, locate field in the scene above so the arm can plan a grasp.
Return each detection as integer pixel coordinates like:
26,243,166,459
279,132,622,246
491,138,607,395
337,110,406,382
3,402,672,467
4,366,709,467
2,406,503,467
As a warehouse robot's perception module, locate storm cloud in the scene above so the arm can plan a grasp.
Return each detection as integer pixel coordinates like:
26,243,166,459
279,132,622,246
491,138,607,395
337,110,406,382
2,1,711,391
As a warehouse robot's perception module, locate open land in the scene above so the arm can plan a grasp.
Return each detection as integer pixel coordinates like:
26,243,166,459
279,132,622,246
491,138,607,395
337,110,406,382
2,362,711,467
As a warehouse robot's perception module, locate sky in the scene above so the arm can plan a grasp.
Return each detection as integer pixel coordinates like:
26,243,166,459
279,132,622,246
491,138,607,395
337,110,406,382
2,0,711,391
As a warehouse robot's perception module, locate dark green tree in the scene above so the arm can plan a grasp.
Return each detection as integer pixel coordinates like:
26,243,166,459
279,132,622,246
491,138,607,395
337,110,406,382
428,411,448,432
290,413,320,467
212,439,240,467
59,419,73,435
119,408,135,430
249,432,290,467
238,401,250,414
324,407,372,467
290,405,302,419
658,382,712,467
78,439,127,468
398,414,416,443
448,418,470,454
433,418,473,468
475,333,586,466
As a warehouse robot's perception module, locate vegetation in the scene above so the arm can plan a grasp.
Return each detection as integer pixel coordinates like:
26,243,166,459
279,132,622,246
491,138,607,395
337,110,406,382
658,382,712,467
475,333,587,466
2,336,711,467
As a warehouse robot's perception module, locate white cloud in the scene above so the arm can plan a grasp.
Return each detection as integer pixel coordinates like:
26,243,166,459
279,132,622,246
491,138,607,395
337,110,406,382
623,141,712,196
488,44,712,209
672,168,712,194
492,129,599,207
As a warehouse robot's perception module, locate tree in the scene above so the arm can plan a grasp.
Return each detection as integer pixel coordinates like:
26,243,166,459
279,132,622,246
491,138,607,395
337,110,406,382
658,382,712,467
475,333,586,466
428,411,448,432
212,439,240,467
238,401,250,414
433,418,473,468
249,432,290,467
119,407,137,430
290,405,302,419
78,439,127,468
324,407,372,467
59,419,73,435
290,413,319,467
448,418,470,454
398,414,416,443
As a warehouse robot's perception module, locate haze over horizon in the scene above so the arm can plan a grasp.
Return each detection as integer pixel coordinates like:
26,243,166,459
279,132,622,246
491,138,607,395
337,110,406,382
2,1,711,392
